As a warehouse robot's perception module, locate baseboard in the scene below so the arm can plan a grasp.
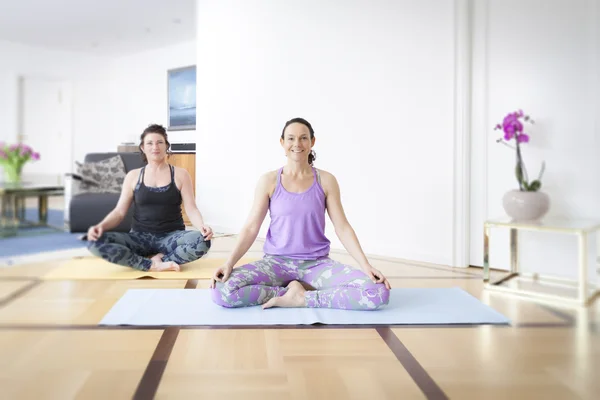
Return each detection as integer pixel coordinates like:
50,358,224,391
205,227,459,270
205,224,238,235
250,236,457,270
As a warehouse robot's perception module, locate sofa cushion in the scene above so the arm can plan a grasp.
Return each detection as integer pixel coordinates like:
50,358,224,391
75,155,126,194
84,152,145,173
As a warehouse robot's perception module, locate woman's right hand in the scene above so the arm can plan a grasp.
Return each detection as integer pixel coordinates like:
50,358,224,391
210,264,233,288
87,224,104,241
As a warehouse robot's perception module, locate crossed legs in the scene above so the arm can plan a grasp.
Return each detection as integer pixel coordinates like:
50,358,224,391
88,230,211,271
212,256,390,310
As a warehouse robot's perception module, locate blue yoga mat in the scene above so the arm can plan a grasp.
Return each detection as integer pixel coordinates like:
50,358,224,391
0,209,86,258
99,287,510,326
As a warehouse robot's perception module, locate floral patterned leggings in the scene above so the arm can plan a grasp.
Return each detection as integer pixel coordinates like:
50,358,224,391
88,230,210,271
211,255,390,310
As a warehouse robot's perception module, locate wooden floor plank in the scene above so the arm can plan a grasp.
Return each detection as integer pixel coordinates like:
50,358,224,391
0,280,188,325
158,329,424,399
0,280,40,307
393,327,600,400
377,327,448,399
0,329,162,399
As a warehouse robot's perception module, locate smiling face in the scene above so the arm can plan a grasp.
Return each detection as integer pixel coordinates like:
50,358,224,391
280,122,315,163
141,133,168,162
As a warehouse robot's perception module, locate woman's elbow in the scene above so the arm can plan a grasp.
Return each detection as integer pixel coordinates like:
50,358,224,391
334,222,353,237
242,224,260,238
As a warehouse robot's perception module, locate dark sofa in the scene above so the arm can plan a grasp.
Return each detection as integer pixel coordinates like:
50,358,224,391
66,152,145,233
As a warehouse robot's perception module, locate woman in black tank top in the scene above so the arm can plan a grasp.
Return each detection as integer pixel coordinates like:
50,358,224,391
86,124,213,272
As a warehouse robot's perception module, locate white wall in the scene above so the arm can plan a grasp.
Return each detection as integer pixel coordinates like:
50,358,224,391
470,0,600,281
196,0,460,266
0,40,113,173
0,39,198,173
107,40,197,146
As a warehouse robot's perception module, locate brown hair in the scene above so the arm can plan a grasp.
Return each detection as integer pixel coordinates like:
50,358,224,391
281,117,317,165
139,124,171,163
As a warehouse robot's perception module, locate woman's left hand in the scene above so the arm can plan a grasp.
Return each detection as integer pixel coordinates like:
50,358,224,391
363,265,391,289
200,225,214,240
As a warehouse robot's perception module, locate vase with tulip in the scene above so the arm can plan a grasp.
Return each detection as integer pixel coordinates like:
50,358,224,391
495,110,549,221
0,142,41,184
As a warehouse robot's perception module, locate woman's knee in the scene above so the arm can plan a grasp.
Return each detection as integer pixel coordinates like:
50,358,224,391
210,283,237,308
376,284,391,307
186,230,210,243
210,267,257,308
87,238,103,256
184,230,211,251
362,282,390,310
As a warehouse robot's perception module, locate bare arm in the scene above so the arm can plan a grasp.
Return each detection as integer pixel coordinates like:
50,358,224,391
321,171,371,270
321,170,390,288
100,170,137,229
210,172,274,287
89,169,137,236
178,167,211,236
222,172,274,268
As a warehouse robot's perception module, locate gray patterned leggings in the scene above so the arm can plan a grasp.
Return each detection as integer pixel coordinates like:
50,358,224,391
87,230,211,271
212,255,390,310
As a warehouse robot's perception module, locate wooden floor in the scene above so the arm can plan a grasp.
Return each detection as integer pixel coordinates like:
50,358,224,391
1,208,599,399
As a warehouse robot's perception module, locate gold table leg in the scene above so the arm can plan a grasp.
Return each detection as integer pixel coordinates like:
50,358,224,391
11,194,18,227
483,224,490,282
0,194,18,236
39,195,48,225
578,232,588,305
17,196,25,220
0,194,7,229
510,228,519,274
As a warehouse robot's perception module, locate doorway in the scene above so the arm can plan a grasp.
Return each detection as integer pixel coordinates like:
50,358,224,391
18,76,72,183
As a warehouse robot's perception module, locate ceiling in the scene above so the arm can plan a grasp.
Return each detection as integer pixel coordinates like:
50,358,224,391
0,0,196,56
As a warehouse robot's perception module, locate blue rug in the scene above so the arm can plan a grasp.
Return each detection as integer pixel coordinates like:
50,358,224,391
0,208,86,258
100,287,511,326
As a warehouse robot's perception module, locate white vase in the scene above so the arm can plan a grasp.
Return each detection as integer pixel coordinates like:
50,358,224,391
502,189,550,221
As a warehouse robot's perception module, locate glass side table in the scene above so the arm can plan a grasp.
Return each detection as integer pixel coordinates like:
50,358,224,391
0,180,64,237
483,217,600,307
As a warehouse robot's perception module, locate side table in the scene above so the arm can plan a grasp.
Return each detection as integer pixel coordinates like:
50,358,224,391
483,217,600,307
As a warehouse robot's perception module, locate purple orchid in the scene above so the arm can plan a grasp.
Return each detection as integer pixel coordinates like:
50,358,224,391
494,110,544,192
495,109,531,142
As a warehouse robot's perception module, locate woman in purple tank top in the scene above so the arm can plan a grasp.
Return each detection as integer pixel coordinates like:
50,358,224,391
210,118,390,310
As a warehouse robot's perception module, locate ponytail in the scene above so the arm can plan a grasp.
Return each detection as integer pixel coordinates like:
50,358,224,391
308,150,316,165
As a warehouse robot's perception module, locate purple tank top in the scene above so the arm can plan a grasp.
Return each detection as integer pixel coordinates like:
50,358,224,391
263,167,331,259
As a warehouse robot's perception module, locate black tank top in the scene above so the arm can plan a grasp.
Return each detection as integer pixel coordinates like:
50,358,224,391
131,165,185,233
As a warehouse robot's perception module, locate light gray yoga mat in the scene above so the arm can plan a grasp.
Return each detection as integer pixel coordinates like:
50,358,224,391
99,287,510,326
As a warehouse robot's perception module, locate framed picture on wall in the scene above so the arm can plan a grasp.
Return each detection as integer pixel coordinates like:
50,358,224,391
167,65,196,131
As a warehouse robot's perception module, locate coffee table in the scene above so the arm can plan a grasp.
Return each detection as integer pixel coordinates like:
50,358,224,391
0,180,64,237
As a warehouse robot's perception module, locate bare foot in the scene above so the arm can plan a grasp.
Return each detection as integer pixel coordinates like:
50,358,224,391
262,281,306,309
149,260,180,272
150,253,165,264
